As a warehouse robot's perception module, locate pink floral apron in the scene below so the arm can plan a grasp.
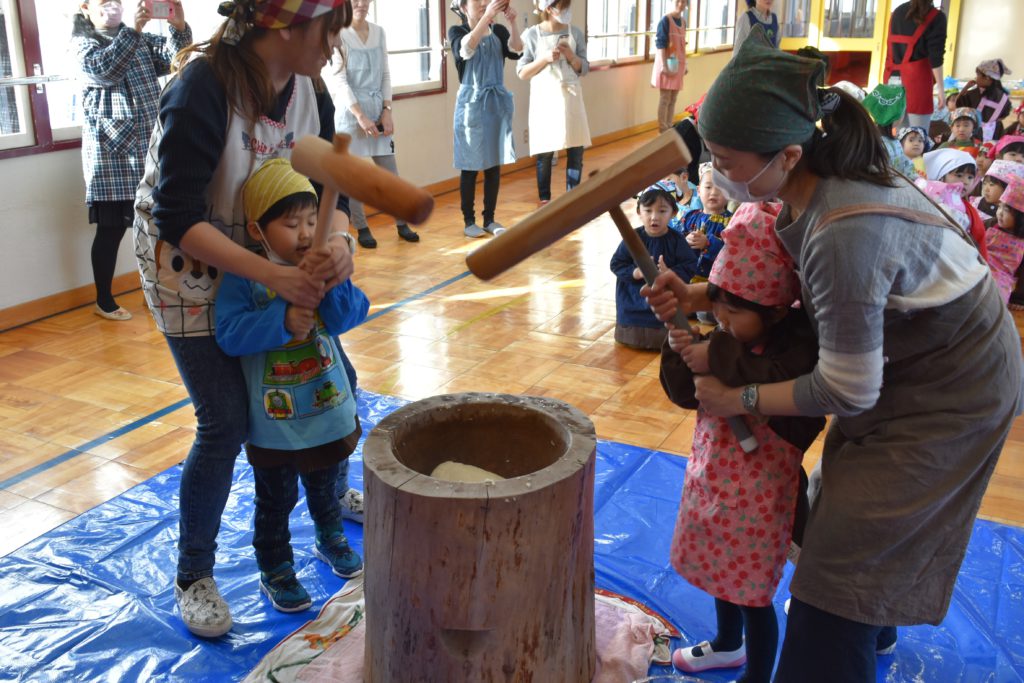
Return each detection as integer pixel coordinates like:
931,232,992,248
651,16,686,91
670,408,803,607
984,225,1024,303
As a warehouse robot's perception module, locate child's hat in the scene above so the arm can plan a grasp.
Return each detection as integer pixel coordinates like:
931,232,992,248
986,160,1024,185
923,148,976,181
243,158,316,224
951,107,980,127
1002,176,1024,213
697,161,714,179
995,135,1024,158
862,84,906,127
976,58,1011,81
897,125,933,152
709,201,799,307
832,80,866,102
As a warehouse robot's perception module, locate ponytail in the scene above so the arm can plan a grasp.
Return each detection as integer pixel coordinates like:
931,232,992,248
799,87,896,187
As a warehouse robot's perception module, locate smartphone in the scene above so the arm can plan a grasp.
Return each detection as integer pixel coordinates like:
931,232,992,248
556,35,570,49
375,121,385,133
151,1,173,20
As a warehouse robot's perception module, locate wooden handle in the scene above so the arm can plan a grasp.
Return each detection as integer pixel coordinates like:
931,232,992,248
465,128,691,280
291,134,434,227
608,206,759,453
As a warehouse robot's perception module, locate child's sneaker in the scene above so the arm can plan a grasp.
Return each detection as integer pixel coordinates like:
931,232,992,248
259,562,312,613
672,640,746,673
314,527,364,578
339,487,364,524
175,577,233,638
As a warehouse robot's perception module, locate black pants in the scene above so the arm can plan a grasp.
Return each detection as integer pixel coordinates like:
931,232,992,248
459,166,500,227
775,598,895,682
711,598,778,683
535,146,584,201
89,200,133,311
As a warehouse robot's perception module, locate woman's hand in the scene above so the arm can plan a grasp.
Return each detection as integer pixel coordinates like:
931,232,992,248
133,0,150,32
694,375,744,417
285,304,316,341
168,0,186,31
484,0,506,22
379,107,394,136
267,264,324,309
641,269,688,324
300,241,354,291
503,4,517,22
686,231,709,250
355,111,379,138
682,340,710,374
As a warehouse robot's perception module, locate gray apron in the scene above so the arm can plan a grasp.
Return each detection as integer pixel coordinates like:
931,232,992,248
790,202,1022,626
337,38,392,158
452,31,515,171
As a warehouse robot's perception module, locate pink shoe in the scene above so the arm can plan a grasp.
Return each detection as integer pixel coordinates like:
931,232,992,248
672,640,746,673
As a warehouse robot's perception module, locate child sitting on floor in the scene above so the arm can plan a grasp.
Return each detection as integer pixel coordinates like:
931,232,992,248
662,168,703,231
941,107,981,157
863,84,916,178
994,135,1024,164
898,125,931,178
215,159,369,613
973,160,1024,220
682,162,732,283
919,148,988,260
610,185,698,349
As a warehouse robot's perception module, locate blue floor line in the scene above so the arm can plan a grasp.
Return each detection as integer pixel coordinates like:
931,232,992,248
0,270,473,492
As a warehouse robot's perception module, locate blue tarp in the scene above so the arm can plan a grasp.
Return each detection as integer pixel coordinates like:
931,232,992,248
1,390,1022,681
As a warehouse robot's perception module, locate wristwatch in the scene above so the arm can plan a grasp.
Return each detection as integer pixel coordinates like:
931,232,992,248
741,384,763,419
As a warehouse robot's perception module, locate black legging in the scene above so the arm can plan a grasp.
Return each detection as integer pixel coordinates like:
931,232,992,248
459,166,501,227
706,598,778,683
91,222,128,312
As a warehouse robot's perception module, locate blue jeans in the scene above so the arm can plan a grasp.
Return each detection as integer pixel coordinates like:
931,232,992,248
535,146,584,201
252,463,342,571
165,335,248,583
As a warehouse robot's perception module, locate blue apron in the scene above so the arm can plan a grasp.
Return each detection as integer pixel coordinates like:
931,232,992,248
453,31,516,171
337,35,393,158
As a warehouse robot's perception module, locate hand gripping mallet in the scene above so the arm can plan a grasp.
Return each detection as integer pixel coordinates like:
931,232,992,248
606,205,758,453
464,128,758,452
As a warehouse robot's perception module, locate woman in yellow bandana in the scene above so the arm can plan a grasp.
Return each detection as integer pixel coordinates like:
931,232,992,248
133,0,355,639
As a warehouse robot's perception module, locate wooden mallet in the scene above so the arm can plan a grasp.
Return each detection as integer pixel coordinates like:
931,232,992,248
291,133,435,247
465,128,758,452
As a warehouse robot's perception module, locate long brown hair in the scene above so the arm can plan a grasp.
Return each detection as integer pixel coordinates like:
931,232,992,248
172,5,351,121
906,0,935,24
767,88,895,187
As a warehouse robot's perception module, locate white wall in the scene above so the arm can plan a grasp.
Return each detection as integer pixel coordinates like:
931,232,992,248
0,8,731,311
951,0,1023,80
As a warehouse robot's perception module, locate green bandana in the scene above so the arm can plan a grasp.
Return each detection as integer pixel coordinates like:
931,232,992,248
862,84,906,127
698,25,826,153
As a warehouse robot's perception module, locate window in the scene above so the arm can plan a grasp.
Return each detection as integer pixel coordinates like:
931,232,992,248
366,0,445,95
822,0,878,39
0,0,447,158
587,0,647,65
692,0,735,51
780,0,811,39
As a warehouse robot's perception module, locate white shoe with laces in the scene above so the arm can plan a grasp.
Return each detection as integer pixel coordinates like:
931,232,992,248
339,487,364,524
175,577,232,638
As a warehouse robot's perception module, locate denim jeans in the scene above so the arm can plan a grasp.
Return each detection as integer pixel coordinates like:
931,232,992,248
535,146,584,201
165,335,249,583
252,463,342,570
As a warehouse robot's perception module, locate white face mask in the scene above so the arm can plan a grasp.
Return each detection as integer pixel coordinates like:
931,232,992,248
551,7,572,25
711,152,786,203
253,224,292,266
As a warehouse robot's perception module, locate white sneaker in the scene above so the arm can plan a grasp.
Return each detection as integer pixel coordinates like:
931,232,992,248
672,640,746,673
339,487,364,524
175,577,232,638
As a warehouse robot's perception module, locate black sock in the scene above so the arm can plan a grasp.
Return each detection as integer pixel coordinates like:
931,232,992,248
177,577,199,591
91,222,127,312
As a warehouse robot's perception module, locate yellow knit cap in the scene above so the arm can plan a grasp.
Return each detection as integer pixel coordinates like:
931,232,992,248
243,158,317,224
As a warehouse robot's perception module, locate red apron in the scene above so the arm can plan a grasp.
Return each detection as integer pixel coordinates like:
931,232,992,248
885,8,939,115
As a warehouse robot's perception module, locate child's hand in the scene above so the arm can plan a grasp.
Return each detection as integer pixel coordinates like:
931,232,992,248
667,327,694,354
632,267,644,281
285,305,316,341
682,341,710,374
686,231,709,250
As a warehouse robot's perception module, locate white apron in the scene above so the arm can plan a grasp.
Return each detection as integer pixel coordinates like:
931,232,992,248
528,30,591,155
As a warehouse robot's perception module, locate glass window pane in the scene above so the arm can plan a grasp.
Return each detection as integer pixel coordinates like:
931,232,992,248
38,6,79,133
823,0,878,39
371,0,442,89
587,0,642,62
780,0,811,38
0,0,34,149
698,0,734,50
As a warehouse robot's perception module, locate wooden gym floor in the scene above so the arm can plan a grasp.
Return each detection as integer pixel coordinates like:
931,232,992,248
1,131,1022,560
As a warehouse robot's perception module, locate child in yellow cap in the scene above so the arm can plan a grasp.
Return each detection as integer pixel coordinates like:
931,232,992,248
215,158,369,614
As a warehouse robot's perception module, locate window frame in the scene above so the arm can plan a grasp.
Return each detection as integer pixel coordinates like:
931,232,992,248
0,0,449,161
586,0,735,73
365,0,449,100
